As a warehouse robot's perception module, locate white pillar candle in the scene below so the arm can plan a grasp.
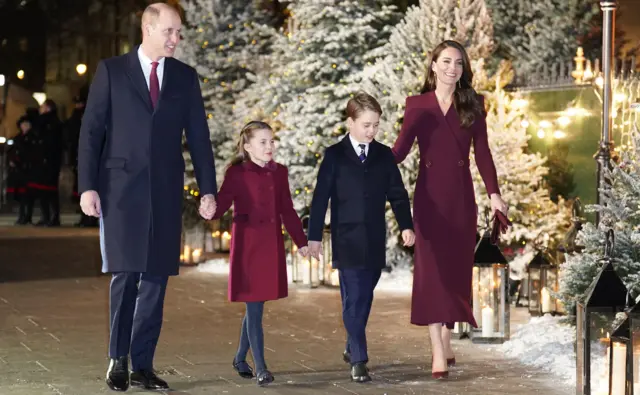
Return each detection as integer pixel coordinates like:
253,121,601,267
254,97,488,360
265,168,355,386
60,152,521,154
481,306,494,337
301,258,311,285
541,287,552,314
611,342,627,395
221,231,231,251
330,269,340,286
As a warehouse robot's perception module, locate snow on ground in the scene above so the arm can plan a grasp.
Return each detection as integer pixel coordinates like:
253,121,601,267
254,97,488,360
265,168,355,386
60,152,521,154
195,258,229,275
497,315,577,386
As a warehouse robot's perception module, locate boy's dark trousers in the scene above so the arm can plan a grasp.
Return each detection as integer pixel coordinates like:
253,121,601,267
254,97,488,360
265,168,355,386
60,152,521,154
339,267,381,365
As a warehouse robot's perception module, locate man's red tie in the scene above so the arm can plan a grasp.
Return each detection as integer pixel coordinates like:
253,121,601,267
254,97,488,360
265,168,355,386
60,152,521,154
150,61,159,109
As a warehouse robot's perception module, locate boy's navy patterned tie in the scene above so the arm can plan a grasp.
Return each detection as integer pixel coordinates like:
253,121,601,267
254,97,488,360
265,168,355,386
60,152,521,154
358,144,367,162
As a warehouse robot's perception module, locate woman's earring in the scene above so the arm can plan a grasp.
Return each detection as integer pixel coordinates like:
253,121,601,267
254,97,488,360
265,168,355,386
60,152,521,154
458,79,461,89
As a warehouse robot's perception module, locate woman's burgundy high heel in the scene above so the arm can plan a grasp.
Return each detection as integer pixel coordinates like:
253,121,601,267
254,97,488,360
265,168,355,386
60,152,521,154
447,358,456,367
432,371,449,379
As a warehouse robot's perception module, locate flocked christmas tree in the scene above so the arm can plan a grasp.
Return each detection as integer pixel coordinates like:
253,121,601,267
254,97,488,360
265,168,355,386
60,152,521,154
236,0,401,212
353,0,495,263
485,0,598,75
559,130,640,315
351,0,570,263
176,0,276,186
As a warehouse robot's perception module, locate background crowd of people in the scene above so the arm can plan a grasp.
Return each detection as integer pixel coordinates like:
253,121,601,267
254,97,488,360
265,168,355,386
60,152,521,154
5,95,97,227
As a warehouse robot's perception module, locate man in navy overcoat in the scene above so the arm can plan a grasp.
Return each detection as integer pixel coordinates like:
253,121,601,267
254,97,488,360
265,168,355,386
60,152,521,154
78,3,217,391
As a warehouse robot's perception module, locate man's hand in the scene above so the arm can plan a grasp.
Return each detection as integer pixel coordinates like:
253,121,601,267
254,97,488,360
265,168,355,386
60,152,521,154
199,194,216,220
308,240,322,260
80,190,101,218
402,229,416,247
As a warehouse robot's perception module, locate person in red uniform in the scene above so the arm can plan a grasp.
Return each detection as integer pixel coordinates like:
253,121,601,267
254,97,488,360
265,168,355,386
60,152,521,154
212,121,309,387
392,40,509,379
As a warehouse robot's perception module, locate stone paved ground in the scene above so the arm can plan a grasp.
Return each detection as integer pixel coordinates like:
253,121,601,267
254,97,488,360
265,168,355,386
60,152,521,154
0,227,574,395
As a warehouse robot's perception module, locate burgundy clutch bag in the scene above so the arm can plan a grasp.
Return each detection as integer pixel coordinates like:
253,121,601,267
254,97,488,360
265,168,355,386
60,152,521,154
490,210,512,245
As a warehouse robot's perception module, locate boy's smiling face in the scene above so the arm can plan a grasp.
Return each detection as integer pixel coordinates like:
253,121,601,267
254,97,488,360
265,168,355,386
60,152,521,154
347,110,380,144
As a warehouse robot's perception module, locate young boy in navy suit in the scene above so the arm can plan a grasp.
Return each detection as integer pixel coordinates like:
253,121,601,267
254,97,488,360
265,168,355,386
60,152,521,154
307,92,415,382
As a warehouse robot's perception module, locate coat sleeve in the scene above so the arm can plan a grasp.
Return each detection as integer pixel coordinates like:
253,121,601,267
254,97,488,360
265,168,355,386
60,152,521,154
307,148,335,242
212,166,236,220
279,167,308,248
78,60,110,193
473,95,500,196
392,97,418,163
386,150,413,231
185,67,217,196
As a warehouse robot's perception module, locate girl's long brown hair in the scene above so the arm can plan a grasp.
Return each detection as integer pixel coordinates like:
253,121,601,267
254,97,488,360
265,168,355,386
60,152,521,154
420,40,484,128
226,121,273,170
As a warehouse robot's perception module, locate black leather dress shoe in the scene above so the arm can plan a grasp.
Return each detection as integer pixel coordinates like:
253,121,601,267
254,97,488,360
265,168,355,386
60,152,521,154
106,356,129,392
256,370,274,386
343,351,351,364
350,362,371,383
130,370,169,390
232,359,254,379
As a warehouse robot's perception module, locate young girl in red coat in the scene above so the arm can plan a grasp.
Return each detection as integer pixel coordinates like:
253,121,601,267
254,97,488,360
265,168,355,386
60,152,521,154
212,121,309,386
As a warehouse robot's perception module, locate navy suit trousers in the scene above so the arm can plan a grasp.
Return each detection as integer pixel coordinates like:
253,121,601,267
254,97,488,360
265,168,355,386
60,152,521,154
108,272,168,371
339,267,381,365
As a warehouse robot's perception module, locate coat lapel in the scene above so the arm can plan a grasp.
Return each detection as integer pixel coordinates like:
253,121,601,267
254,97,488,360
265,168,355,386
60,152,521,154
126,49,153,112
156,57,174,112
428,92,465,160
341,135,364,166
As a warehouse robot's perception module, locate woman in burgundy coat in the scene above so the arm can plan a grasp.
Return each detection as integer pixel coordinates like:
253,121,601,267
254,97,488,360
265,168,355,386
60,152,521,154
392,41,508,378
212,121,309,386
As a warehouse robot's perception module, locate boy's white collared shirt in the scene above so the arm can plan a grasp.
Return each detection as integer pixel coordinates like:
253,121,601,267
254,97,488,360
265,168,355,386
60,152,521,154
348,134,369,157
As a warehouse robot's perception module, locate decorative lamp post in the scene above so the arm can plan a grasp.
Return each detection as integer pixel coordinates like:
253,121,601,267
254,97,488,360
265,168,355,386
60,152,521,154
527,249,559,316
595,1,618,226
471,229,510,344
576,229,630,395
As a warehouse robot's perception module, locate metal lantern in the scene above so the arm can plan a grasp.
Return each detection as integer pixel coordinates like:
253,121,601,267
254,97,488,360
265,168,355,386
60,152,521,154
471,230,509,344
180,223,207,265
321,225,339,287
576,229,630,395
451,322,472,340
527,250,560,316
602,302,640,395
290,215,321,288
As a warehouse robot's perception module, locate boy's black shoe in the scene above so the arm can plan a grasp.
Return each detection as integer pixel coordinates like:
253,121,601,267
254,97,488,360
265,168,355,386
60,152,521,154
350,362,371,383
342,351,351,364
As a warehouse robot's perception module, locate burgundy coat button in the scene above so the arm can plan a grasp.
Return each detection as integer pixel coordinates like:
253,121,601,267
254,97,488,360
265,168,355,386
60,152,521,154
458,160,464,167
425,160,432,168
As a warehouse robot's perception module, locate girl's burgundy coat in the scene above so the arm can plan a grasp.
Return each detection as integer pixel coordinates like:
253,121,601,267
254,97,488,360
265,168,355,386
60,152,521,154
213,160,307,302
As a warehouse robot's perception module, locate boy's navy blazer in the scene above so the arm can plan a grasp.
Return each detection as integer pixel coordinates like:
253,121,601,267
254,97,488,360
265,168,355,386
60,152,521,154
308,134,413,270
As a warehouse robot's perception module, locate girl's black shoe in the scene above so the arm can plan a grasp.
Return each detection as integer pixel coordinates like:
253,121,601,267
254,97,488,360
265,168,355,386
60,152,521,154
232,359,254,379
257,370,274,386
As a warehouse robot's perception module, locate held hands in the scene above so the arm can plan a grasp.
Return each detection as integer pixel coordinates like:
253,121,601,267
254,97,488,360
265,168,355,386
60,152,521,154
490,193,508,216
297,246,309,257
308,240,322,260
402,229,416,247
199,194,217,220
80,190,101,217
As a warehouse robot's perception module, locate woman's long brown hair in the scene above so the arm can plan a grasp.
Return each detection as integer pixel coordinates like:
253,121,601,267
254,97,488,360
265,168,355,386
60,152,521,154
420,40,484,128
226,121,273,170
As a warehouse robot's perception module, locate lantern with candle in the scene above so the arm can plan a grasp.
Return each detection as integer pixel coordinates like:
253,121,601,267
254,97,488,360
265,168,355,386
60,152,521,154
471,229,509,344
527,249,559,316
576,229,630,395
601,302,640,395
321,225,339,287
290,215,321,288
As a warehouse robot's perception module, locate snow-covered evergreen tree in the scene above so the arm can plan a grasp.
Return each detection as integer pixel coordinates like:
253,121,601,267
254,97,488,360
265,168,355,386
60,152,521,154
559,131,640,314
235,0,400,212
351,0,494,264
176,0,276,185
473,61,570,246
485,0,598,75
